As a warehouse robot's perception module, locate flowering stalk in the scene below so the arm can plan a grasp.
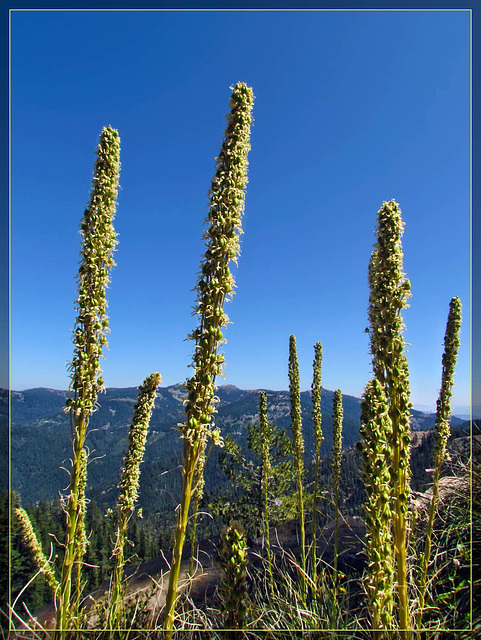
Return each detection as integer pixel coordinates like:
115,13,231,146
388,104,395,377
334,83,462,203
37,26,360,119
360,379,394,636
109,372,161,630
311,342,323,596
189,429,222,576
162,83,254,637
14,507,60,595
332,389,343,590
288,334,306,601
259,390,274,595
74,448,88,616
368,199,412,637
217,521,249,633
416,297,462,628
56,125,120,635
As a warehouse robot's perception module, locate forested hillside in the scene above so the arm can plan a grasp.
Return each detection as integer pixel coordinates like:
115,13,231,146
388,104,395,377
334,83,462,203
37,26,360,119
6,385,463,509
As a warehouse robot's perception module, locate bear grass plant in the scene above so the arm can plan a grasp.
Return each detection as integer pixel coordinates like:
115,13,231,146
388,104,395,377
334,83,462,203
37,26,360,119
416,296,462,629
367,199,413,638
11,127,161,637
107,372,162,631
57,125,120,636
331,388,343,595
259,391,274,596
162,82,254,638
310,341,323,601
11,102,471,638
216,521,250,634
288,334,307,603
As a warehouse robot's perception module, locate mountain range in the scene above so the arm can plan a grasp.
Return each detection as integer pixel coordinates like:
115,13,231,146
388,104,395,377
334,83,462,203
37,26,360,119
3,385,466,508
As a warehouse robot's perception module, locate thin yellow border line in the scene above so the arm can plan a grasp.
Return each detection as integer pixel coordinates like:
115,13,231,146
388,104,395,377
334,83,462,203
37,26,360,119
8,8,12,632
469,6,473,632
8,6,473,634
7,6,473,10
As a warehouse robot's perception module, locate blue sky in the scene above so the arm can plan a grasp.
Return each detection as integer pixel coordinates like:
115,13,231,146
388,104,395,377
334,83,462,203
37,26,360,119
11,9,471,413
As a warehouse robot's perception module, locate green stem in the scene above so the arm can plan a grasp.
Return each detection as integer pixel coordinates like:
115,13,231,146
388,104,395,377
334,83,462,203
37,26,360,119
163,443,196,638
189,436,215,576
312,439,321,596
57,417,88,637
259,391,274,596
108,511,128,629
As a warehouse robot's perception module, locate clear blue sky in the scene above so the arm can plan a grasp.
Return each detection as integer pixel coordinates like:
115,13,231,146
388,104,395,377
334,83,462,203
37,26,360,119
11,9,471,413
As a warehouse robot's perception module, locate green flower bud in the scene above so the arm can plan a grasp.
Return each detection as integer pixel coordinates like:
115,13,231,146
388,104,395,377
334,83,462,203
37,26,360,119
15,508,59,595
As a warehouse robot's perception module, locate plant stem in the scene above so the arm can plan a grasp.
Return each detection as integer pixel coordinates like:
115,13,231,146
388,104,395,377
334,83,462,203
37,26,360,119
259,391,274,595
74,448,88,620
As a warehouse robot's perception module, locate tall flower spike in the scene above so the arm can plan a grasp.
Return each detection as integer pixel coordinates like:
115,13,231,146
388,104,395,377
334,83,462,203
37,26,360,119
367,199,412,637
217,521,250,632
312,343,323,452
288,334,306,600
57,126,120,635
68,125,120,414
74,448,88,610
311,342,323,599
417,297,462,628
117,373,162,514
259,390,274,595
433,297,462,463
163,83,254,638
109,372,161,630
332,389,343,589
15,507,59,595
360,379,394,633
